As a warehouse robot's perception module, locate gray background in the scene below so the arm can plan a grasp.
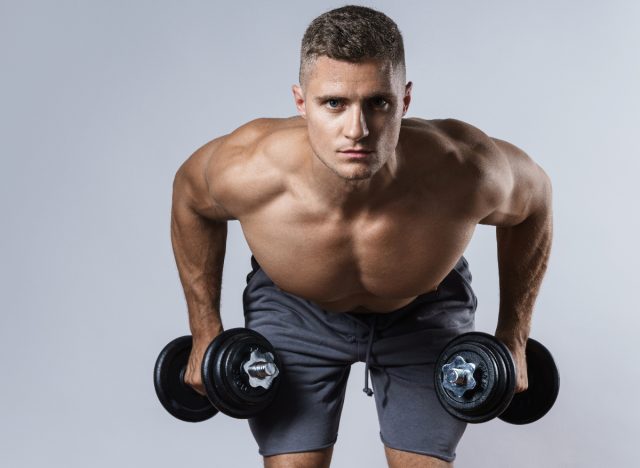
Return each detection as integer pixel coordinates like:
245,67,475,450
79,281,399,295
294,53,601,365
1,1,637,466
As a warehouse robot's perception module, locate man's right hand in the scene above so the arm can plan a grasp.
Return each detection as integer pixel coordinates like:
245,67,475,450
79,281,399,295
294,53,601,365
184,338,217,397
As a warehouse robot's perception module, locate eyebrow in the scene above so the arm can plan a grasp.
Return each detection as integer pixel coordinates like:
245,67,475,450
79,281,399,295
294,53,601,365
314,92,395,103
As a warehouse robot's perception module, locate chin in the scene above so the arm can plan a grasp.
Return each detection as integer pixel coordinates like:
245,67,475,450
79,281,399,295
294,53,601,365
339,168,373,181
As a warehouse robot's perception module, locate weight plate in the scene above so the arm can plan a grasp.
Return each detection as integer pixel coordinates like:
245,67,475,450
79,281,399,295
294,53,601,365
153,335,218,422
435,332,516,423
437,342,500,410
222,334,276,404
218,330,280,416
201,329,249,416
480,333,517,421
202,328,281,419
499,338,560,424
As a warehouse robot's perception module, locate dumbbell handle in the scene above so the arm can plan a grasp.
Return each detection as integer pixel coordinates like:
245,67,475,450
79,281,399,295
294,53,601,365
441,355,477,397
247,361,278,378
446,367,473,386
177,355,277,390
242,349,280,389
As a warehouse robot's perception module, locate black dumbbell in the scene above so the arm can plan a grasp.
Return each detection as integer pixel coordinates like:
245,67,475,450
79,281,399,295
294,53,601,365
434,332,559,424
153,328,282,422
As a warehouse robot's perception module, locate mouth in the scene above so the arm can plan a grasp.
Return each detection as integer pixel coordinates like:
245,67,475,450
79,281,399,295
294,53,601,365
338,149,374,159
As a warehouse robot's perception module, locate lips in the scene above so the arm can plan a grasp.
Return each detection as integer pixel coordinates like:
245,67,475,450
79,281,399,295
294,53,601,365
339,151,371,159
340,148,373,153
339,149,373,158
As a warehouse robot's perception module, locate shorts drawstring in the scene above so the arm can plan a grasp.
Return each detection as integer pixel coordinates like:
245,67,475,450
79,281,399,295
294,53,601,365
362,314,378,397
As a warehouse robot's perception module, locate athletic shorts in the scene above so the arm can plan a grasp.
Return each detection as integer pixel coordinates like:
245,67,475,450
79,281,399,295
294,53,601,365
242,255,477,462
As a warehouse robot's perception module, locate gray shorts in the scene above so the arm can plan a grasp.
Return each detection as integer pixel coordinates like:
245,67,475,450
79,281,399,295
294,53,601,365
242,255,477,462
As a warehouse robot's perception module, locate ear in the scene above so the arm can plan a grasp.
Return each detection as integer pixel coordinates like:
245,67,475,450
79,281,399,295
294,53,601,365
402,81,413,116
292,84,307,119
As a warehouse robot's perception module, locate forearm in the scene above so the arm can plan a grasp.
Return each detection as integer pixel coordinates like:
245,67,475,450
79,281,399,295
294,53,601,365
495,206,553,345
171,204,228,342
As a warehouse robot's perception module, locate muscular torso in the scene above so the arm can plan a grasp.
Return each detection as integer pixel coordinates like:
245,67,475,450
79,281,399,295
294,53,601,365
206,116,496,313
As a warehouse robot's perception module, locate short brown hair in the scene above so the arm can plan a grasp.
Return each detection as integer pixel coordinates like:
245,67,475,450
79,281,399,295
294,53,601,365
299,5,406,88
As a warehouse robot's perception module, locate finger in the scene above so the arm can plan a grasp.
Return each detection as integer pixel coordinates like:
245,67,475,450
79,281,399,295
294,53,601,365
515,376,529,393
185,380,207,396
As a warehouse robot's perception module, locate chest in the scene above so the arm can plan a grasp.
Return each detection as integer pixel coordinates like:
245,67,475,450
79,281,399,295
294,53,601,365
240,192,477,302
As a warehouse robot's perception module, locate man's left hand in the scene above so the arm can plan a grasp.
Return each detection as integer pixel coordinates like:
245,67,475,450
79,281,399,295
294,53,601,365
496,335,529,393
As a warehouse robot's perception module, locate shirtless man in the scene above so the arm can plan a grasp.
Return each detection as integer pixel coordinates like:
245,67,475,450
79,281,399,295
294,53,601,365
171,5,553,468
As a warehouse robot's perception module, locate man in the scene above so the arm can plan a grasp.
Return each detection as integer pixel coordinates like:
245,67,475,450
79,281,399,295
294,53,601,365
171,5,552,468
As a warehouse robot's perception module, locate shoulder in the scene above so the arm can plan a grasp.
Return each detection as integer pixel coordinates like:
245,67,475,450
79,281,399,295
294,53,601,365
200,117,301,217
432,118,551,224
403,117,497,157
436,119,519,219
405,117,523,219
402,117,504,179
429,118,504,170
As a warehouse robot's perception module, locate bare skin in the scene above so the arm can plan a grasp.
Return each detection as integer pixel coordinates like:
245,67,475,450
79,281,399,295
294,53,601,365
265,448,333,468
264,446,451,468
171,57,553,467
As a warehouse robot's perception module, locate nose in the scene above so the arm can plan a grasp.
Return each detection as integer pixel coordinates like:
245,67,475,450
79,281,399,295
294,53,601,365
343,105,369,141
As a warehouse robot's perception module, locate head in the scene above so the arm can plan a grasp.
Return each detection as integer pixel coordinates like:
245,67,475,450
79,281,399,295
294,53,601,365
292,5,412,182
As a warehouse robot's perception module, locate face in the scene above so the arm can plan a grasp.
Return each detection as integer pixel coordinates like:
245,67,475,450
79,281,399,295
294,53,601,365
292,56,412,182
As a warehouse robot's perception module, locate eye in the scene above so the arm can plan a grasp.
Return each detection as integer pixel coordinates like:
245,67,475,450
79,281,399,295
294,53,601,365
326,99,343,109
372,97,389,108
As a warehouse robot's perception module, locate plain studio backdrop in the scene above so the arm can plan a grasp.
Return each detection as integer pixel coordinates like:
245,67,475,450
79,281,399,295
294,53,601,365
1,1,637,467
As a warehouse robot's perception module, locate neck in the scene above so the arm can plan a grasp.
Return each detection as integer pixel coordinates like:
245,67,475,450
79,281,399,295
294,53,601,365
305,148,400,217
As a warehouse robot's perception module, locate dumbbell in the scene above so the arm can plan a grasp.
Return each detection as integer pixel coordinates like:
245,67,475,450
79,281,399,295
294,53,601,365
434,332,559,424
153,328,282,422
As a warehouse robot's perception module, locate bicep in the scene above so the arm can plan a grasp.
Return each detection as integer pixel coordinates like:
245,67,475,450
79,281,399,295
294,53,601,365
478,138,552,227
